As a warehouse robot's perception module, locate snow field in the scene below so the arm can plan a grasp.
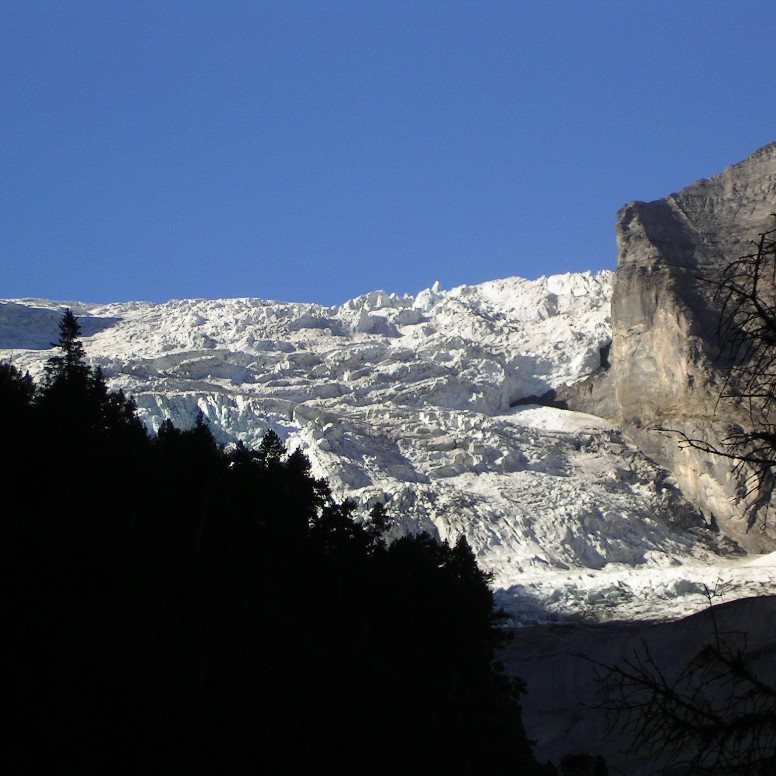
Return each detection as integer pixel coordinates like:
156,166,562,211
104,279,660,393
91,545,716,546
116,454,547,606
3,270,774,622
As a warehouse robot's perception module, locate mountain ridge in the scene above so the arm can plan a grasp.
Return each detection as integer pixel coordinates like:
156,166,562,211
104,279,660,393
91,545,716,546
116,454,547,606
3,268,772,624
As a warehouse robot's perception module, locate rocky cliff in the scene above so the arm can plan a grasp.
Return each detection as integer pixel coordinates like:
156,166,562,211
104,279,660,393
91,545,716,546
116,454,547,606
607,143,776,550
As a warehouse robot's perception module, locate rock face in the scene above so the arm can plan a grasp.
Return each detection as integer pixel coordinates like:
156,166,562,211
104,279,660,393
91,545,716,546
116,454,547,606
609,142,776,550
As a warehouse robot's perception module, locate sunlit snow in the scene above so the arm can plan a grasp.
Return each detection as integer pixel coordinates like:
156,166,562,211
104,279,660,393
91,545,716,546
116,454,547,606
3,271,774,622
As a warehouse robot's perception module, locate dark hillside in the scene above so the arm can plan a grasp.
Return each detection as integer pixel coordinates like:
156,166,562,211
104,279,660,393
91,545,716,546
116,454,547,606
3,312,550,775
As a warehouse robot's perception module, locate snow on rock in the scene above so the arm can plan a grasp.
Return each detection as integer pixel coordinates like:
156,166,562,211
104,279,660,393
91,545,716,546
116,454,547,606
3,272,774,623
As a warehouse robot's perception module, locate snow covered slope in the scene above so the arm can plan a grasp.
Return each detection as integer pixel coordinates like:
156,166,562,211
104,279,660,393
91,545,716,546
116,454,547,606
3,272,773,622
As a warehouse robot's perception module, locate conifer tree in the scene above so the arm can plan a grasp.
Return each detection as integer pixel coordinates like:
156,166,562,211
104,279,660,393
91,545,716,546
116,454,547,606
36,310,145,446
0,361,34,418
368,501,390,535
5,313,549,775
43,308,90,387
257,428,285,466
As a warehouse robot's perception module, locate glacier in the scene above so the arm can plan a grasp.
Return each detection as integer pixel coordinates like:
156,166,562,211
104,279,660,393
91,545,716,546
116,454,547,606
3,270,774,623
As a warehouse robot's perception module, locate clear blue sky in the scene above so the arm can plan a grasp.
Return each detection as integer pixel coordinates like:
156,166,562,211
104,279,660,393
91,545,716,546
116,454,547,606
2,1,774,305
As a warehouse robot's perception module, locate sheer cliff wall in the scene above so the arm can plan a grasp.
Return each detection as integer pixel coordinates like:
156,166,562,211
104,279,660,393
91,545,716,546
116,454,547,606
609,143,776,550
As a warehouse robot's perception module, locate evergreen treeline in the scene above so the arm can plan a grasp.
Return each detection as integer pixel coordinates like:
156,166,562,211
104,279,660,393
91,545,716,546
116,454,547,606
4,311,550,774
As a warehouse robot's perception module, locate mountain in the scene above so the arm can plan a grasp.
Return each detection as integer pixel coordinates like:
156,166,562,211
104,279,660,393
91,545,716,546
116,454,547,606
608,141,776,551
8,144,776,774
3,266,773,624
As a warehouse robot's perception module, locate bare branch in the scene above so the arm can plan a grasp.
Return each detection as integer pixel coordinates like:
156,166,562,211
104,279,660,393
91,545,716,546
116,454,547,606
590,628,776,774
683,221,776,521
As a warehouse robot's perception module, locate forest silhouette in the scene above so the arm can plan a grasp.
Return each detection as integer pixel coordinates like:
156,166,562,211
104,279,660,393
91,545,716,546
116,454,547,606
3,310,552,774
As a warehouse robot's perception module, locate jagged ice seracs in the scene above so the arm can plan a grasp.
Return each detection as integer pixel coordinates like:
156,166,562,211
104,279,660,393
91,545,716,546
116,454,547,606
3,270,774,623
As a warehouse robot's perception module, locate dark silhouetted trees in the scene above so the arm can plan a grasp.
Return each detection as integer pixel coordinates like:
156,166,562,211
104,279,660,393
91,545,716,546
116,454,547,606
4,310,549,775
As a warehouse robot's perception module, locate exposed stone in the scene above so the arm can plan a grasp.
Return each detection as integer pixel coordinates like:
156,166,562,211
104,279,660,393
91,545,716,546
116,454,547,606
609,142,776,550
555,361,620,421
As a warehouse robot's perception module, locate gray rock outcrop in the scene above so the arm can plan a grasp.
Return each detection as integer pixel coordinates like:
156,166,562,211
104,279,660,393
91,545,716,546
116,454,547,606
609,142,776,550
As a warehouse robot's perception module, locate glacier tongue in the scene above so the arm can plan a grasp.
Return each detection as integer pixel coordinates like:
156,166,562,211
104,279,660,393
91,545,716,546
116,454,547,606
3,271,774,622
